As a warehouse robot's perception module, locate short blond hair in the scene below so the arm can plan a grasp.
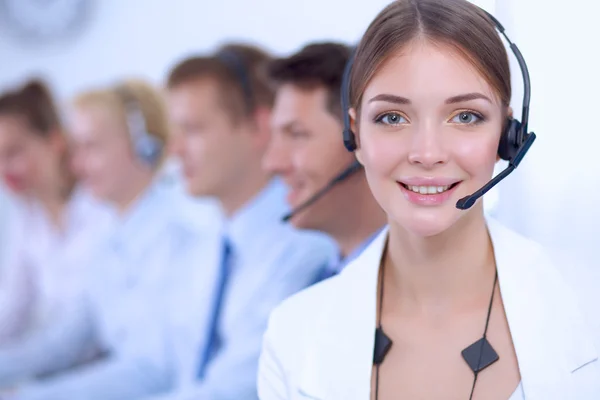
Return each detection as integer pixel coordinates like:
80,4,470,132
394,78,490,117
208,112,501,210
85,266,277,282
73,79,170,164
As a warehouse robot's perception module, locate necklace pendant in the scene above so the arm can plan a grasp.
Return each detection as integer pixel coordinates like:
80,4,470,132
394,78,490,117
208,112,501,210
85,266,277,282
373,327,393,365
461,337,499,373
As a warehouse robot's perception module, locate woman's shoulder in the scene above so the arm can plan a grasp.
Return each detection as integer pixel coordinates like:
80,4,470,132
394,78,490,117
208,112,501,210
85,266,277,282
268,273,345,330
489,217,600,339
550,248,600,334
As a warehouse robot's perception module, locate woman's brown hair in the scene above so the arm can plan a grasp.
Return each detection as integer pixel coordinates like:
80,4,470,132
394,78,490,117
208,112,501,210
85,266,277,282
0,79,76,198
0,79,62,136
349,0,511,116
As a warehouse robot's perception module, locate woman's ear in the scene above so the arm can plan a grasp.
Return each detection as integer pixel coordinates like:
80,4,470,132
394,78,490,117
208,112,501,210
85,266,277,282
507,106,514,119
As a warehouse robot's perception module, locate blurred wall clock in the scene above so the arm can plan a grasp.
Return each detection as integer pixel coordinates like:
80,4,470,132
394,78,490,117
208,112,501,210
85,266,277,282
0,0,93,44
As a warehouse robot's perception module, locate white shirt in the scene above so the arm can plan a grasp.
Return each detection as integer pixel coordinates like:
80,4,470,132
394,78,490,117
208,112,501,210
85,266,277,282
258,218,600,400
5,179,218,400
0,187,112,345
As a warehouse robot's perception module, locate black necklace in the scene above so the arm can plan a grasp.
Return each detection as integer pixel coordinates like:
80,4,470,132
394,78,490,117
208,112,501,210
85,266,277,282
373,256,500,400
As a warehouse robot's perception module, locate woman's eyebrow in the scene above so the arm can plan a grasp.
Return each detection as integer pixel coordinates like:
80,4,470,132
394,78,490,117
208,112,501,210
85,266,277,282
445,92,492,104
367,92,492,105
368,94,411,104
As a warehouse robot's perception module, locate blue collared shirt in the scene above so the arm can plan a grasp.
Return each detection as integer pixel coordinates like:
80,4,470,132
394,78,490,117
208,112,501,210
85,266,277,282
10,179,217,400
158,178,337,400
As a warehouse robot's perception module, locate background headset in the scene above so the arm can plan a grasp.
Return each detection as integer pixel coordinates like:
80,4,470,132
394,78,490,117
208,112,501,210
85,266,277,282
341,9,536,211
115,85,163,167
216,48,254,113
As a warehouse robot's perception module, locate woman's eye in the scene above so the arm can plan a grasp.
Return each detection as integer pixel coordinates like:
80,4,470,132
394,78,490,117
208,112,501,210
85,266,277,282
375,112,407,125
451,111,483,125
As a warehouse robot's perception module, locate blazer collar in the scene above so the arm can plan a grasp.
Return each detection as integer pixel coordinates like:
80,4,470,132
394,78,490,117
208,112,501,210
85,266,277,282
312,218,597,400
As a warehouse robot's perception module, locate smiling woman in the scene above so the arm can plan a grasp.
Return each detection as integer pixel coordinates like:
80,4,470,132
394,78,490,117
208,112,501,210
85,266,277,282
257,1,600,400
354,38,504,236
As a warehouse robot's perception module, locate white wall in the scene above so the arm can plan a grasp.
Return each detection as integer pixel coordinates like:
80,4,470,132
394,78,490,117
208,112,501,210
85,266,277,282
0,0,498,99
0,0,398,100
492,0,600,262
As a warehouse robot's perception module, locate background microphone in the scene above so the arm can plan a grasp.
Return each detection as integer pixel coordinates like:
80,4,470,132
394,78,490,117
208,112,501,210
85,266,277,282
282,161,363,222
456,132,536,210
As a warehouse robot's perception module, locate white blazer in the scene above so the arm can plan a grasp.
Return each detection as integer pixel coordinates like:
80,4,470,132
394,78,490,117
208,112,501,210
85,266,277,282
257,218,600,400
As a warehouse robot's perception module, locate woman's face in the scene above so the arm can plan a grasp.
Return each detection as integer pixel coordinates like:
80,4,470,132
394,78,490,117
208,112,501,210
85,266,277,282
355,40,504,237
69,104,143,204
0,115,61,197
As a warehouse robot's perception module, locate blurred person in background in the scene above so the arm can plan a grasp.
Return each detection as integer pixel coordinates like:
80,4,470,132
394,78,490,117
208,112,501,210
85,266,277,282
0,184,15,273
0,79,213,400
154,43,336,399
0,79,111,350
263,42,386,281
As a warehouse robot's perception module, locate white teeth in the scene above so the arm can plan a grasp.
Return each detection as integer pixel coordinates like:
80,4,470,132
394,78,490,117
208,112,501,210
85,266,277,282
408,185,451,194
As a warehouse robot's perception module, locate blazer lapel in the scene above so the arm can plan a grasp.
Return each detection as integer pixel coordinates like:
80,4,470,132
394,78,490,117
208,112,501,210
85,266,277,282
488,218,599,399
297,228,388,400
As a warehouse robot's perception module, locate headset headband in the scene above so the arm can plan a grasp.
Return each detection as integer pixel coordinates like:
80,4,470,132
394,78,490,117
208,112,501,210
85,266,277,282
114,85,163,166
481,10,531,135
341,47,356,134
216,49,254,112
115,85,149,144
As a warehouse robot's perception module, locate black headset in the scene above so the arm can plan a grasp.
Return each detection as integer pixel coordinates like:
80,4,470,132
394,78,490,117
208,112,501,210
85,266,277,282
341,9,536,208
115,85,163,167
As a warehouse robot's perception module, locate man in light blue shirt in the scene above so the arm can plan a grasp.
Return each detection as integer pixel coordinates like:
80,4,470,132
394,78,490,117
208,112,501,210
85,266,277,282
157,43,336,399
263,42,387,279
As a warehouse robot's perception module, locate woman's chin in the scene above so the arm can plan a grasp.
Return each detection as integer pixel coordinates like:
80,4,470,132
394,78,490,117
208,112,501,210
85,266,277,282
392,209,461,238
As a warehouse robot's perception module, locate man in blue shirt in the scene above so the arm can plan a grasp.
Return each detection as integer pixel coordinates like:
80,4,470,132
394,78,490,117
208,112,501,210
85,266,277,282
263,42,387,278
158,43,336,399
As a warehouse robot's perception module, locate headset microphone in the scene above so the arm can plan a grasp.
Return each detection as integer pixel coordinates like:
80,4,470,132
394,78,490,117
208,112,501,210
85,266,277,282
456,132,535,210
281,161,362,222
281,46,361,223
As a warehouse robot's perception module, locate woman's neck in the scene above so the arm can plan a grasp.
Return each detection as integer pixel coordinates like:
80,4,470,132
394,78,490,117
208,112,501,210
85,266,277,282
114,173,155,216
385,208,496,313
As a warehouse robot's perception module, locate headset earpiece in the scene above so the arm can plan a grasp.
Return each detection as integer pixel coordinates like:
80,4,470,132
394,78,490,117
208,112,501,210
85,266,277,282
497,117,523,161
135,135,163,166
116,85,163,168
343,127,357,152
